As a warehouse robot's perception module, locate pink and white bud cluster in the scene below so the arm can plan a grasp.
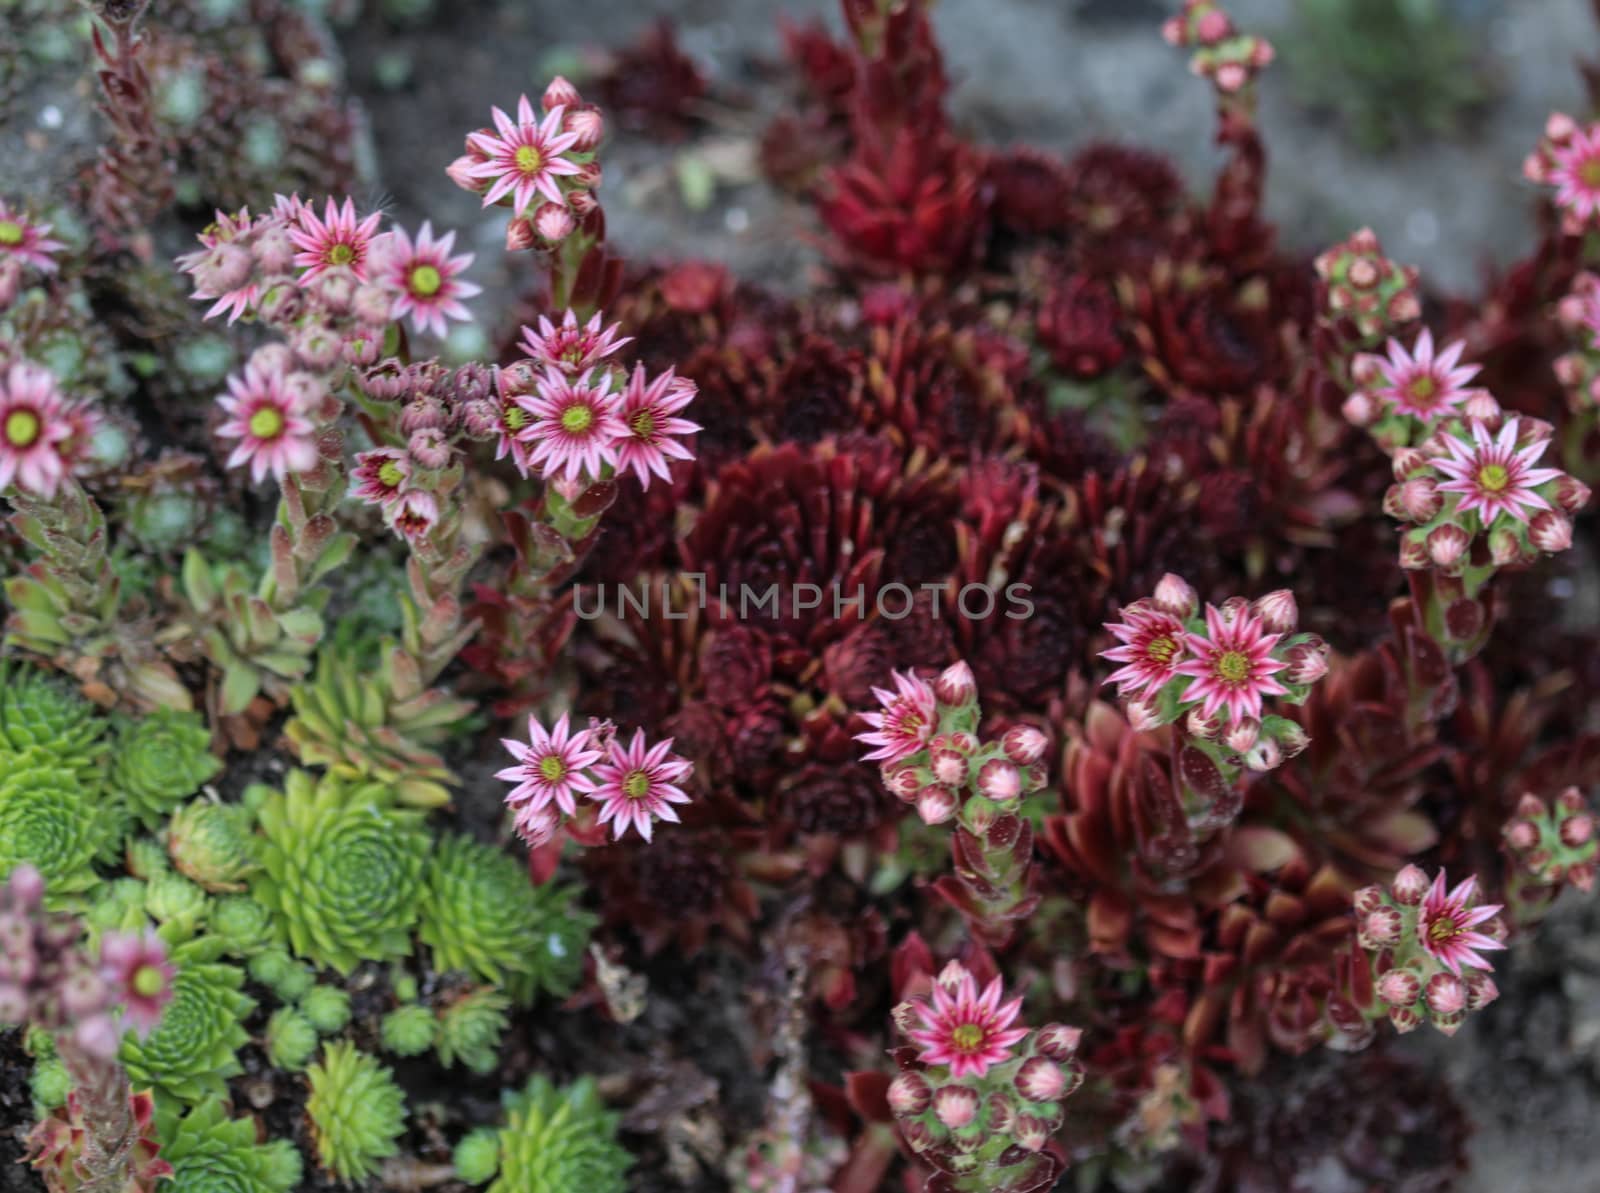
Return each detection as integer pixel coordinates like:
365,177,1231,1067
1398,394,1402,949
1314,226,1421,344
1382,415,1587,577
447,79,606,251
1357,865,1505,1038
861,661,1052,828
1504,788,1598,895
1162,1,1273,95
1523,112,1600,237
0,866,174,1059
1099,575,1325,772
887,961,1083,1177
1550,273,1600,416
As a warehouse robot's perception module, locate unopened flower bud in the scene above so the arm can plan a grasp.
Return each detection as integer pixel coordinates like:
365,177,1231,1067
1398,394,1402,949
543,76,582,110
1487,528,1522,567
1285,638,1329,686
1034,1023,1082,1062
1359,907,1402,950
1023,762,1049,792
1350,352,1385,388
1377,969,1421,1007
253,226,296,274
1571,862,1597,892
1530,511,1574,553
1561,812,1594,848
1125,696,1161,732
1342,391,1377,427
930,748,969,787
1186,707,1220,738
900,1119,935,1152
400,396,448,434
1251,590,1297,634
977,759,1022,803
888,1072,932,1117
574,160,603,189
1388,1004,1421,1033
1003,725,1049,766
1426,523,1470,569
1461,390,1502,422
534,203,576,244
916,784,959,826
1555,475,1592,513
447,155,482,192
408,427,452,470
883,764,922,801
61,970,108,1017
934,1085,979,1130
8,865,44,908
1353,885,1383,915
1391,864,1429,905
1397,477,1442,523
1012,1113,1051,1152
1224,717,1260,754
1152,573,1198,619
1505,818,1541,852
1274,721,1310,759
1398,535,1431,570
569,188,600,216
74,1014,121,1060
934,661,977,709
1218,596,1250,626
353,283,395,327
1466,972,1499,1011
985,1093,1013,1134
1015,1057,1067,1103
1425,973,1467,1017
565,107,605,151
505,217,537,252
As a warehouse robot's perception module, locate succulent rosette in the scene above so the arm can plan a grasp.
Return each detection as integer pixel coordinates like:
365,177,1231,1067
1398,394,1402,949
120,938,254,1104
159,1096,303,1193
305,1041,407,1182
455,1075,630,1193
112,709,224,829
250,771,432,975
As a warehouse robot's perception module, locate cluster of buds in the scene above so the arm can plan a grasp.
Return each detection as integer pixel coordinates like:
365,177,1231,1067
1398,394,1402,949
1521,112,1600,237
478,309,700,497
858,662,1050,944
1100,574,1323,779
1349,866,1504,1037
1313,226,1420,348
0,198,65,312
1503,788,1597,922
887,962,1082,1192
1552,271,1600,416
447,78,605,251
497,713,695,848
1161,0,1274,97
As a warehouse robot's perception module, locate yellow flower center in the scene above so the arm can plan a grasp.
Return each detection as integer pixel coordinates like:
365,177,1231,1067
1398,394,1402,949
622,770,651,800
1407,376,1437,406
539,755,567,782
1582,158,1600,188
1215,650,1251,683
950,1023,984,1052
409,264,442,297
131,965,165,999
515,145,544,175
629,410,656,439
327,242,356,266
503,406,529,432
0,220,23,246
1146,635,1179,664
560,404,594,434
248,406,285,439
1477,463,1510,492
378,460,405,487
1427,916,1460,945
4,409,40,447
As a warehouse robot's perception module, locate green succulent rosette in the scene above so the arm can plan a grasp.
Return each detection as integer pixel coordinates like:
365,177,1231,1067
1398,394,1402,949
468,1075,630,1193
0,662,107,782
380,1004,437,1057
435,987,510,1075
121,937,254,1104
160,1096,303,1193
209,894,282,957
418,834,594,1004
167,798,259,892
305,1040,407,1183
0,748,116,904
263,1007,317,1071
113,708,223,828
252,770,431,975
298,985,351,1035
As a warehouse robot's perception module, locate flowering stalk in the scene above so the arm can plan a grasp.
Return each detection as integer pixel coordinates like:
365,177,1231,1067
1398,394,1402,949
886,960,1083,1193
1096,575,1326,865
1502,787,1598,928
3,867,175,1193
856,662,1049,947
81,0,172,254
